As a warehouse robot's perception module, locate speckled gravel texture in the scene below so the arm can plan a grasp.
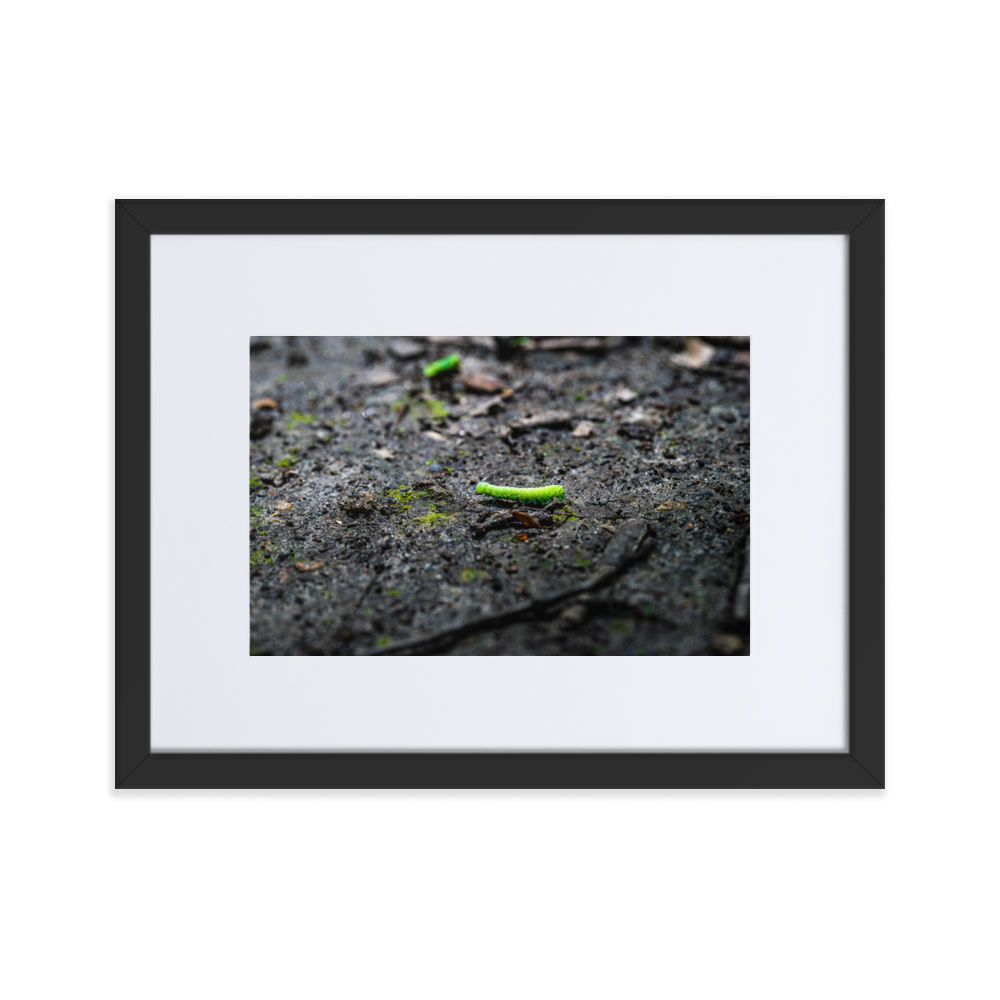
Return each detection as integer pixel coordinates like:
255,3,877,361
250,336,749,656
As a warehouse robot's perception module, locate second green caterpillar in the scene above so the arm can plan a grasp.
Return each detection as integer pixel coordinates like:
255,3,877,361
423,353,461,378
475,482,565,503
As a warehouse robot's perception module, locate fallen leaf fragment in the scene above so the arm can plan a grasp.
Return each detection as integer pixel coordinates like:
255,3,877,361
507,410,573,436
458,372,510,394
510,511,543,529
536,337,608,352
469,396,506,418
252,398,280,410
295,560,324,572
669,337,715,369
275,500,293,510
515,533,529,541
388,339,425,360
656,500,687,510
427,335,496,350
373,447,395,459
424,431,448,442
572,420,595,438
357,369,400,386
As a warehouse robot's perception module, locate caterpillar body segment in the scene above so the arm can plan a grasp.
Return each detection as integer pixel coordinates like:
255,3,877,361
475,482,565,503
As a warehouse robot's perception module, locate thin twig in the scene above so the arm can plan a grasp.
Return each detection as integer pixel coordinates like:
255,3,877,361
391,401,410,432
371,519,653,655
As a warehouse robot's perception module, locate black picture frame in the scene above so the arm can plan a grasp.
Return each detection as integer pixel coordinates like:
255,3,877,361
116,199,884,789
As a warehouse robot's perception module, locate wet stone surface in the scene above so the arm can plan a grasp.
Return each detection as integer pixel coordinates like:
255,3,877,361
249,336,750,656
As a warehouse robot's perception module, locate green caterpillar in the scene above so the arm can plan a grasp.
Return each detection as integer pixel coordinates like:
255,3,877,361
423,353,461,378
475,482,565,503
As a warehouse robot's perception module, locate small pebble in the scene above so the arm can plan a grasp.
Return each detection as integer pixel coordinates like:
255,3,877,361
558,603,588,628
712,634,744,655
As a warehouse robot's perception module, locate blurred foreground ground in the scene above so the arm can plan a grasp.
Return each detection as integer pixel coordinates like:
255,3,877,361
250,336,749,656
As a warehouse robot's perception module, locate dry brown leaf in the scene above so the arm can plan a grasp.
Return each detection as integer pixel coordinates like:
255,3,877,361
275,500,293,510
252,398,280,410
515,533,529,542
295,560,324,572
468,397,506,418
356,369,399,386
669,337,715,369
536,337,608,352
507,410,572,436
510,511,543,529
427,335,496,350
459,372,510,394
572,420,595,438
387,339,425,360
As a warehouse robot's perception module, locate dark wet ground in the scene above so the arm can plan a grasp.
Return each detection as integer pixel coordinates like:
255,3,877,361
250,336,749,656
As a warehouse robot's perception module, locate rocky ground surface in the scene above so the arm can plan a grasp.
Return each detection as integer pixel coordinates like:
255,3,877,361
249,336,750,656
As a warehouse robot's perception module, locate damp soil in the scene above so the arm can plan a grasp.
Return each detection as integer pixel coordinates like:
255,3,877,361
249,336,750,656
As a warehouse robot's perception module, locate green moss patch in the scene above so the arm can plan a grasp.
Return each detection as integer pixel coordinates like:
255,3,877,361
284,411,316,429
415,511,454,529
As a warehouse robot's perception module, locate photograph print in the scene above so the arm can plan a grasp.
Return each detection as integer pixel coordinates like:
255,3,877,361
249,335,750,656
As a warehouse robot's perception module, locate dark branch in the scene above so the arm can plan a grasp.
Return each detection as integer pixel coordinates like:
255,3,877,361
370,519,653,655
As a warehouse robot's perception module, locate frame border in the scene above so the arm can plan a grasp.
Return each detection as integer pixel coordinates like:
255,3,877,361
116,199,884,789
